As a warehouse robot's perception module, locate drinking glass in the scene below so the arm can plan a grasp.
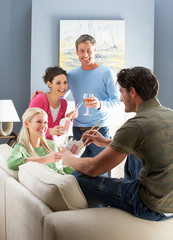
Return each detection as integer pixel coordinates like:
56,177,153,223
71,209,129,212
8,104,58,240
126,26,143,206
83,93,93,116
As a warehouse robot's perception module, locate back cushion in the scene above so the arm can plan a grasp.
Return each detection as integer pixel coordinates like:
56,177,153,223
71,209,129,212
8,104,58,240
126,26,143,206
0,144,18,180
19,162,88,211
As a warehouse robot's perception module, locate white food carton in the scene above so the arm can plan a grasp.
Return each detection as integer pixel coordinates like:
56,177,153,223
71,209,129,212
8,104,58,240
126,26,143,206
66,139,86,156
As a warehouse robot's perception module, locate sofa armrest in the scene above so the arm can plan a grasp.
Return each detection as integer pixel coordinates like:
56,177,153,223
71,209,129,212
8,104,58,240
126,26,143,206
6,177,52,240
44,207,173,240
0,144,18,180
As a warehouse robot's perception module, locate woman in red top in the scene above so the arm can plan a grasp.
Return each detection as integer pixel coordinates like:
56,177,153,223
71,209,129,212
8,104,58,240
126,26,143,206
29,66,77,140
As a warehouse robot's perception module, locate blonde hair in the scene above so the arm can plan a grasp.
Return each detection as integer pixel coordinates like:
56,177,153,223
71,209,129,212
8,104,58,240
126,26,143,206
19,108,53,157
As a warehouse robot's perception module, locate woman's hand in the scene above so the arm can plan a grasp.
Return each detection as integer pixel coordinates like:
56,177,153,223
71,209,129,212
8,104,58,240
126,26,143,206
67,110,78,120
26,151,62,164
49,125,65,136
45,152,62,163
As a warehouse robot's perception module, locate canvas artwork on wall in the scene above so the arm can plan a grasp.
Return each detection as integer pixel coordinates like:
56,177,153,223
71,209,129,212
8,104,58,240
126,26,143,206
59,20,125,74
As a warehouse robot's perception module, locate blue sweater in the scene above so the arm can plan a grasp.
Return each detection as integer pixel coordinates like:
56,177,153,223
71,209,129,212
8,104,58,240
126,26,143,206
67,65,120,127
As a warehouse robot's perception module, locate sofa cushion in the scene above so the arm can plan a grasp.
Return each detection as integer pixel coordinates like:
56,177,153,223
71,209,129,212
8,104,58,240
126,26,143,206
18,162,88,211
0,144,18,180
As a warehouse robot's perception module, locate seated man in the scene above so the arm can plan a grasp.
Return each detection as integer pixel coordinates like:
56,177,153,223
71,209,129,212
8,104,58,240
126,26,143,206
60,66,173,221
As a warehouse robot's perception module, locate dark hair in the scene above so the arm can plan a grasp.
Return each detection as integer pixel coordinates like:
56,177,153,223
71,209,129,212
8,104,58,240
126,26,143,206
42,66,67,84
117,66,159,100
75,34,96,49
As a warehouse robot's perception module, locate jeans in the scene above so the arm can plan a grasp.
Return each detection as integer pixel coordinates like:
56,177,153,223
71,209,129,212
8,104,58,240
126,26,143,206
71,154,173,221
124,153,143,180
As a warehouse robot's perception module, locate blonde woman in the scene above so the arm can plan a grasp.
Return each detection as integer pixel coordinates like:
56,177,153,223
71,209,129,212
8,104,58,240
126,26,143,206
7,107,73,174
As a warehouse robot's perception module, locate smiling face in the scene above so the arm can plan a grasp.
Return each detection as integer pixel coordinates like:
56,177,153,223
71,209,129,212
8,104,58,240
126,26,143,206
48,74,68,97
25,113,48,139
76,42,96,69
119,86,136,113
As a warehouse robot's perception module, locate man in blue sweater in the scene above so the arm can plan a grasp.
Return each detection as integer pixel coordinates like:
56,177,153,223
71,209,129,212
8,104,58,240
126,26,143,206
67,34,120,158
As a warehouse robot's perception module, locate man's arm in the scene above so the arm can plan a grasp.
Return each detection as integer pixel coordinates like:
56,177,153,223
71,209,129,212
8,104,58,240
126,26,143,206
31,90,43,100
62,146,126,177
100,68,120,110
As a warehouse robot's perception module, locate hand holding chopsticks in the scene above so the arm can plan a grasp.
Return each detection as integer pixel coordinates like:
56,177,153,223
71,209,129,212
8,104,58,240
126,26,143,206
82,125,103,147
68,102,83,120
78,120,103,149
79,119,101,142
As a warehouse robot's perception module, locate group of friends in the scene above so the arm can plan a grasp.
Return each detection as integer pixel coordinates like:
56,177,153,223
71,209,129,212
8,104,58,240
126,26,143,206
7,34,173,221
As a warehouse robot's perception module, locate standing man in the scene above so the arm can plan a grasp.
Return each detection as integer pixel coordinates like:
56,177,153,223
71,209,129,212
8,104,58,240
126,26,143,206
61,66,173,221
67,34,120,157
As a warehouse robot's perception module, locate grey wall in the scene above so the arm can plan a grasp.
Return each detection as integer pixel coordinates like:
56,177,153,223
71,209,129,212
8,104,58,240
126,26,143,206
0,0,32,135
154,0,173,108
0,0,173,137
31,0,154,96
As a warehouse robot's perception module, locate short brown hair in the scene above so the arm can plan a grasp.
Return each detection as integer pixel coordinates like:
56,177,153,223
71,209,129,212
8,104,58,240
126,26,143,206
117,66,159,100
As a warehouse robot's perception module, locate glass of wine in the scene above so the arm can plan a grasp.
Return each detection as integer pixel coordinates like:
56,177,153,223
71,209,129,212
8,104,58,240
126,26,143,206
83,93,93,116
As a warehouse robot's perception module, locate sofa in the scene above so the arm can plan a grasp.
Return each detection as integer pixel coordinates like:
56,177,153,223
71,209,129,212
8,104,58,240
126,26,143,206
0,143,173,240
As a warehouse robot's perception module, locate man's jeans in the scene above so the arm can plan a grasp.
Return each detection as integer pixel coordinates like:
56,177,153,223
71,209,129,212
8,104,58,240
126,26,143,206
72,154,173,221
73,126,109,158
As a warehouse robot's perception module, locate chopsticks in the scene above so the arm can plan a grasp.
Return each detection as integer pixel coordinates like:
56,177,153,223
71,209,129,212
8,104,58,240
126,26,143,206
69,102,83,120
75,102,83,111
78,120,102,149
79,119,101,142
81,125,103,148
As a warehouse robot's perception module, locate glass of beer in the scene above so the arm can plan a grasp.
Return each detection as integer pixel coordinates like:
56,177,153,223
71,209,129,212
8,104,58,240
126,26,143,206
83,93,93,116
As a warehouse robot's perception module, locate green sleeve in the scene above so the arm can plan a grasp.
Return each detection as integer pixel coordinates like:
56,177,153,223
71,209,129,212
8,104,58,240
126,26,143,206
7,143,31,170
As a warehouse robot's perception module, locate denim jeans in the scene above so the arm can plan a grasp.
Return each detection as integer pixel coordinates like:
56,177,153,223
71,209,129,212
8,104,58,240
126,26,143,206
71,154,173,221
124,154,143,180
73,126,109,158
73,126,110,177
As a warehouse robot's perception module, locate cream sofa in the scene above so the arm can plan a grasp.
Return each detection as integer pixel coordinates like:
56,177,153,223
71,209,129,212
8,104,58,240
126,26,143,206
0,144,173,240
